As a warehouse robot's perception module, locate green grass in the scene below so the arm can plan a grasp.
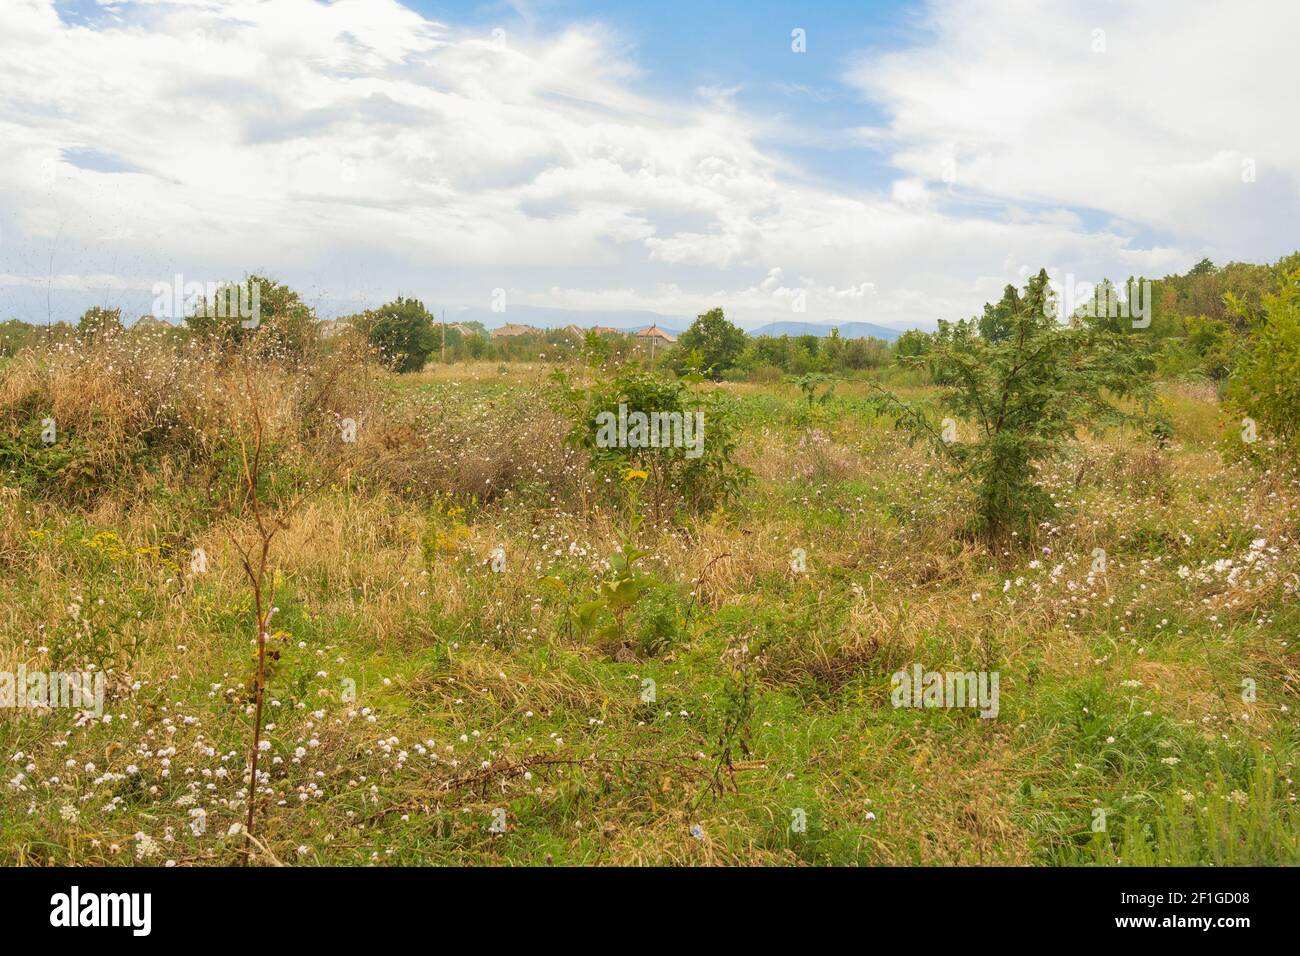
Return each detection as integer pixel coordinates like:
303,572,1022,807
1,361,1296,866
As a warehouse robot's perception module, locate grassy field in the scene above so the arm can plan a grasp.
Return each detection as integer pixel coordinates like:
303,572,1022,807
2,351,1297,866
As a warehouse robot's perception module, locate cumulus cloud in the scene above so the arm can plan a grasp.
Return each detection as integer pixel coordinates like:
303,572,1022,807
846,0,1300,261
0,0,1293,327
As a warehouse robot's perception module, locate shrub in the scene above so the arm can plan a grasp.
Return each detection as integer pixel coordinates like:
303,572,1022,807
1224,267,1300,458
76,306,123,345
556,365,750,521
184,274,318,363
356,297,438,372
0,320,36,357
0,327,367,505
876,268,1156,538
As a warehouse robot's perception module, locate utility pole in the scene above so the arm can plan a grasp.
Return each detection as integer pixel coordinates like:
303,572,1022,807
441,308,446,363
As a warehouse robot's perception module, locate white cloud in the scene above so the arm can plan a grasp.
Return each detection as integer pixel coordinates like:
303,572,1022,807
846,0,1300,261
0,0,1294,328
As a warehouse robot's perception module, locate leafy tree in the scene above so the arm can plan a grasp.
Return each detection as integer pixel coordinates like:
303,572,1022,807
1225,267,1300,457
1183,314,1234,380
579,329,611,367
978,284,1021,342
842,336,888,369
823,327,845,366
875,269,1156,537
673,307,746,379
184,275,317,361
360,297,437,372
893,328,932,360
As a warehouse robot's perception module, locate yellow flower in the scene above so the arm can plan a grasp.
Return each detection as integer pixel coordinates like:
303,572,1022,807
623,469,648,482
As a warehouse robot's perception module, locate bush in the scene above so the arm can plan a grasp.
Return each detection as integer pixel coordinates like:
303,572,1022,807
877,268,1156,538
0,327,366,505
184,274,318,363
557,365,750,521
356,297,438,372
0,320,36,357
1224,268,1300,458
76,306,123,345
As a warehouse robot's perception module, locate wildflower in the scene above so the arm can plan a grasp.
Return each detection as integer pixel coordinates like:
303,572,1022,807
134,831,160,859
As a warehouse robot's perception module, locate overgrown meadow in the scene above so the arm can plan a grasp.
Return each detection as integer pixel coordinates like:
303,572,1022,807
1,280,1297,866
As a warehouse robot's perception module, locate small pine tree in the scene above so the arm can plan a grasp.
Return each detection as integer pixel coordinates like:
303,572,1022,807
877,269,1156,538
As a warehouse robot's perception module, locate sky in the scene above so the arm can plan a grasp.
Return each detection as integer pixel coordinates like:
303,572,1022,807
0,0,1297,330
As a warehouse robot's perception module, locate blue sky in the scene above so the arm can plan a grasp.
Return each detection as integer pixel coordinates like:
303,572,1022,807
3,0,1297,329
404,0,915,192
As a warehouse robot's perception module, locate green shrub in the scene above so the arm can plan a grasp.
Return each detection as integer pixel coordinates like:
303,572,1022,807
184,274,318,363
356,297,438,372
1224,267,1300,458
556,365,750,520
875,269,1156,538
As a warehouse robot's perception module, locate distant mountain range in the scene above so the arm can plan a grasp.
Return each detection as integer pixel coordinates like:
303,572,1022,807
747,320,903,341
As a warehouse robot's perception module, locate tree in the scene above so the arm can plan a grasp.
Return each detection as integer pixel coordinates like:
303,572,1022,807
579,329,611,367
77,306,123,344
894,329,932,361
360,297,437,372
875,269,1156,538
184,275,317,362
823,327,845,366
673,307,746,379
1225,267,1300,457
978,284,1021,342
842,336,887,370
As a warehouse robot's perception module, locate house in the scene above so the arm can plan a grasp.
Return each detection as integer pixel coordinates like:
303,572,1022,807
635,324,676,344
317,319,351,339
590,325,623,336
490,323,541,338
